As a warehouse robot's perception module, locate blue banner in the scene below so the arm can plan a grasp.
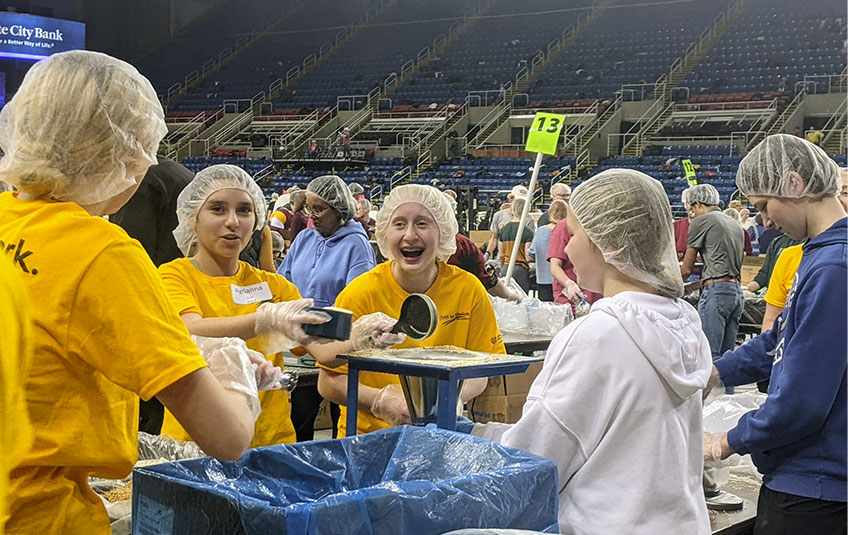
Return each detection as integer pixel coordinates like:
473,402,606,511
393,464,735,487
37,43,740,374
0,13,85,61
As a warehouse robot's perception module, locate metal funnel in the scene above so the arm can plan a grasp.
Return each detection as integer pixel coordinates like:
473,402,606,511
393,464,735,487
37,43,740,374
398,376,464,424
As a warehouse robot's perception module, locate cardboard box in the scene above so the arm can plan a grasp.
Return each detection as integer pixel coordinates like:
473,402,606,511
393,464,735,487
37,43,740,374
314,398,332,430
740,255,764,286
469,393,528,424
479,362,543,397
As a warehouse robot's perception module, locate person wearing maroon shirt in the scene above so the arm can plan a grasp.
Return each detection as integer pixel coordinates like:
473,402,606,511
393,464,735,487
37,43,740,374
674,188,692,259
547,218,602,310
289,189,308,241
443,193,521,302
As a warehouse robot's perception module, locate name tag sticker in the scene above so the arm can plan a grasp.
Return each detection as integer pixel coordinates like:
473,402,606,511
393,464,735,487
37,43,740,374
231,282,273,305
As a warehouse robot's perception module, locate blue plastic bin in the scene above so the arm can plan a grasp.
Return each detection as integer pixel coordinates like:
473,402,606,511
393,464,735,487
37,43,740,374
132,426,559,535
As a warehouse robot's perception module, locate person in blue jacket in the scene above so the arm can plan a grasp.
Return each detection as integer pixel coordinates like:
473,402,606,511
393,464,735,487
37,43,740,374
278,174,376,441
279,174,376,308
703,134,846,534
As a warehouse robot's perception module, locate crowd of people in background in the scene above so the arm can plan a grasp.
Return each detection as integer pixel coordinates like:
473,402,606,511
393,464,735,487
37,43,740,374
0,50,845,535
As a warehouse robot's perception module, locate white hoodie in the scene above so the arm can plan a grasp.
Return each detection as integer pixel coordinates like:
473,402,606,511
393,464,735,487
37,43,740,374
474,291,712,535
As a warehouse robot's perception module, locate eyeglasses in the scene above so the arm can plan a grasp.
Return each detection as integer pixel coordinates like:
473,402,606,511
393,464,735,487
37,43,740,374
304,204,329,217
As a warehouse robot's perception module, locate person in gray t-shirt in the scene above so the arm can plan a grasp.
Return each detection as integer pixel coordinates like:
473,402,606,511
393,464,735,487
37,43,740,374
680,183,746,510
680,184,745,362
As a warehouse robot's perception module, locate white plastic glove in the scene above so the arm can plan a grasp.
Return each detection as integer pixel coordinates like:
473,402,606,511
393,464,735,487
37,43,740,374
741,288,758,299
560,278,584,302
505,288,523,303
350,312,406,351
192,336,261,420
245,349,283,391
702,365,724,406
255,298,331,353
370,384,411,426
703,432,728,463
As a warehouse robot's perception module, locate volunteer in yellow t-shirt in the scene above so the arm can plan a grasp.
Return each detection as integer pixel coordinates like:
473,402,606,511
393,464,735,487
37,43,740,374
0,51,263,535
159,164,333,447
761,244,804,331
0,257,32,535
309,185,505,436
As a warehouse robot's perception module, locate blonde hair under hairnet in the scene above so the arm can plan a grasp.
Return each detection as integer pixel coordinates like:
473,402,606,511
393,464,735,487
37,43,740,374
0,50,166,205
173,164,267,256
570,169,683,298
737,133,839,199
376,184,458,261
307,175,356,221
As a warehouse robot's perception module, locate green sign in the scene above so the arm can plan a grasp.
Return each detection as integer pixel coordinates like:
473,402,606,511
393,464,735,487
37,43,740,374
682,159,697,186
525,112,566,155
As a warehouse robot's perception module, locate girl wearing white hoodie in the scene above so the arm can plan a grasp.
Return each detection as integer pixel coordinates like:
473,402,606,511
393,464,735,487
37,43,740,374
472,169,713,535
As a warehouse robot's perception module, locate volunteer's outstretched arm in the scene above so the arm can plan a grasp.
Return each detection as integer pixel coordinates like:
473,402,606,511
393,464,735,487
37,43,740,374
156,369,254,460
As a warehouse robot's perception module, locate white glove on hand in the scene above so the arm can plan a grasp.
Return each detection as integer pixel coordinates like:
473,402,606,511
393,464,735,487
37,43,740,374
506,289,523,303
192,336,261,420
370,384,411,426
702,365,724,406
703,432,727,463
350,312,406,351
245,349,283,391
561,278,584,302
255,298,331,352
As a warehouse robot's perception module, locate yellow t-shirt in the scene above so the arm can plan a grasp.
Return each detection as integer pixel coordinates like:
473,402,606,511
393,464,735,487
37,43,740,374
325,261,505,436
764,244,804,309
0,193,207,535
158,257,299,447
0,257,33,535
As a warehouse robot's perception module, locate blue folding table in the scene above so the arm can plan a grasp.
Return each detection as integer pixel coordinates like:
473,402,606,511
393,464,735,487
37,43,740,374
340,348,543,436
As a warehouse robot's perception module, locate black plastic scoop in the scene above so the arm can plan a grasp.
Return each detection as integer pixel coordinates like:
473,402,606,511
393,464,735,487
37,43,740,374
389,293,438,340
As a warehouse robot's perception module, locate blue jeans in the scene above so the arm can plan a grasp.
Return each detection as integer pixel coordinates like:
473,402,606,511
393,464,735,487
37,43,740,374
699,281,744,392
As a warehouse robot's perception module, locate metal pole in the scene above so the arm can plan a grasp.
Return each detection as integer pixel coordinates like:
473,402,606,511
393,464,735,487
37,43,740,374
504,152,543,285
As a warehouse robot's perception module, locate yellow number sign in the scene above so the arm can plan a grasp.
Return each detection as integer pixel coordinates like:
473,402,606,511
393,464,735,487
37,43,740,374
682,159,697,186
525,112,566,155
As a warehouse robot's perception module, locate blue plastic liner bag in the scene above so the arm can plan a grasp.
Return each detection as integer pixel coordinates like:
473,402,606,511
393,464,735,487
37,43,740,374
132,426,559,535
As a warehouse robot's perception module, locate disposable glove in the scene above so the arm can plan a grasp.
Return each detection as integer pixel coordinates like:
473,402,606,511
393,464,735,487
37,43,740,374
193,336,261,420
370,384,411,426
561,278,584,302
255,298,331,353
245,349,283,391
351,312,406,351
702,365,725,406
703,432,729,463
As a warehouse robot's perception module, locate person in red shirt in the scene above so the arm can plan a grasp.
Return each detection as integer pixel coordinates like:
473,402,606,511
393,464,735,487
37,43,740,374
674,188,692,259
547,218,602,311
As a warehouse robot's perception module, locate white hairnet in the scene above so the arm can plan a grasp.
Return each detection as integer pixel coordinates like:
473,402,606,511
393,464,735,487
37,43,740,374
570,169,683,298
737,133,839,199
173,164,267,256
376,184,458,262
0,50,166,206
307,175,356,221
686,184,720,206
551,182,571,196
510,185,528,198
680,187,690,206
348,182,364,196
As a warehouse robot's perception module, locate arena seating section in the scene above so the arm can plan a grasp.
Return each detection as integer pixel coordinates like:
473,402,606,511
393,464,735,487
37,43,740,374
139,0,845,213
682,0,846,95
146,0,844,115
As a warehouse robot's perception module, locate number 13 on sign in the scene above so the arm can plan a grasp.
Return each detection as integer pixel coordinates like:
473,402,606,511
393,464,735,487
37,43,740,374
525,112,566,155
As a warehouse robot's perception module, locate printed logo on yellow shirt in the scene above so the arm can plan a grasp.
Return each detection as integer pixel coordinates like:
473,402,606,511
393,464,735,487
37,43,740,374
490,332,503,346
0,238,37,275
440,312,470,326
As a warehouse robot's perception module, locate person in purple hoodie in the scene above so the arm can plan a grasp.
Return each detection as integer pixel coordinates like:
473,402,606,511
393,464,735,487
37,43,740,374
278,174,376,441
704,134,847,534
